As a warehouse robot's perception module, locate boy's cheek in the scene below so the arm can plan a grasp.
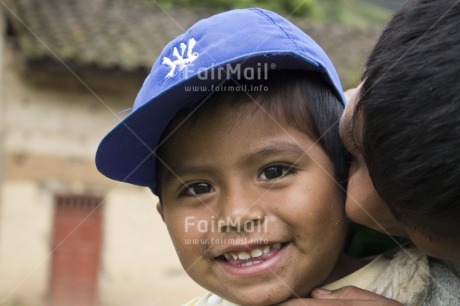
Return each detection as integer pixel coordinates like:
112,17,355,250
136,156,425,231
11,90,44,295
164,217,201,258
345,167,406,236
164,211,211,244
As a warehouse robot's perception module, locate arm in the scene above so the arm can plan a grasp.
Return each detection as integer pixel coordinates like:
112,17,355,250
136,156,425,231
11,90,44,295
277,287,402,306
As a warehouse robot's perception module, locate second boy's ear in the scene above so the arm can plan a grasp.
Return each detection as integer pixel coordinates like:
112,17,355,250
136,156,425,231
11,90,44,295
156,201,165,222
344,83,361,105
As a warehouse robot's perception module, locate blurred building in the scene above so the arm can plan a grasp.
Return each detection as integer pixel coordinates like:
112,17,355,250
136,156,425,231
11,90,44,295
0,1,378,305
0,1,210,305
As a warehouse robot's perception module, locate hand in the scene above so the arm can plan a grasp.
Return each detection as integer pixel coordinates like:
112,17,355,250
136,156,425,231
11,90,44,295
276,286,402,305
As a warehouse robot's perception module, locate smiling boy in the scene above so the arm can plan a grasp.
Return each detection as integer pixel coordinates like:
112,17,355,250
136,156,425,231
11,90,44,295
96,8,357,305
154,71,355,305
95,8,459,306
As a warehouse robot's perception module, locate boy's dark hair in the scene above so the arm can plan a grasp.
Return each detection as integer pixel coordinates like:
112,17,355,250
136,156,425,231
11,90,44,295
158,70,348,198
357,0,460,235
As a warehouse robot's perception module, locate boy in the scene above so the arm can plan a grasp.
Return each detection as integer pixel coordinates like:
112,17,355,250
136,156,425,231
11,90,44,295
287,1,460,305
340,0,460,260
96,8,459,306
97,8,355,304
154,70,358,305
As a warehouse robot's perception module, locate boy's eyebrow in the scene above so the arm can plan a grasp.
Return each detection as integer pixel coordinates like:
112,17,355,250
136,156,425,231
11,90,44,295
162,164,215,185
248,141,307,160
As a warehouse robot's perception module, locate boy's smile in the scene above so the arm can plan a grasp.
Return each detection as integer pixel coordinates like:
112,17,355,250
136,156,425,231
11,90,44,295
213,241,288,277
157,100,348,305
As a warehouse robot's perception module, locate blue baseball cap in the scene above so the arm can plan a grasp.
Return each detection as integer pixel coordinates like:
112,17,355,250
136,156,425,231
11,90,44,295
96,8,345,194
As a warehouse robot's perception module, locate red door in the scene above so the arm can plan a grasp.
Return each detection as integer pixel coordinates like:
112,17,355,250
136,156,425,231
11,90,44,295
49,194,103,306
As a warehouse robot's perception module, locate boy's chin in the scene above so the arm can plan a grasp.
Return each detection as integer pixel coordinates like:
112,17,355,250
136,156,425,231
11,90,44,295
227,295,290,306
211,285,305,306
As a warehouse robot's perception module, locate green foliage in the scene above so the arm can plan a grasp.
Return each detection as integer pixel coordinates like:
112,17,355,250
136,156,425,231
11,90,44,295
153,0,392,28
317,0,392,27
155,0,321,18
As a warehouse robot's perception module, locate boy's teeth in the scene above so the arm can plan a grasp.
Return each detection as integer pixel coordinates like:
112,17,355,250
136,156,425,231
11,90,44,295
238,251,251,260
251,249,263,258
240,260,262,267
223,243,283,261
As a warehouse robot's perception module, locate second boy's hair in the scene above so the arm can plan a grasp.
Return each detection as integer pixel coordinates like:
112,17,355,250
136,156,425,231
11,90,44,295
157,70,348,198
357,0,460,235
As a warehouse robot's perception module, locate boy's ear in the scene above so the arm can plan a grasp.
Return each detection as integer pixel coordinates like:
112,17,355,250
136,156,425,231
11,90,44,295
156,201,165,222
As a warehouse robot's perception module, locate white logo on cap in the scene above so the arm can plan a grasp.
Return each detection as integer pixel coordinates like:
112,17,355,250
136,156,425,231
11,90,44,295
162,38,199,79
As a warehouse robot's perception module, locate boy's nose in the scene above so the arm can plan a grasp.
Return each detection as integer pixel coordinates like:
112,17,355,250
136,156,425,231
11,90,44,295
217,187,267,232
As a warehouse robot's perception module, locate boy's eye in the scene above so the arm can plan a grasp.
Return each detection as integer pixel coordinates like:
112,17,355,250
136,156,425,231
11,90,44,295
258,165,293,181
181,182,214,196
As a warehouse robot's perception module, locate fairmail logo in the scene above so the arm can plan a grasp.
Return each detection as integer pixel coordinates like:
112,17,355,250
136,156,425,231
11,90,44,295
184,216,275,233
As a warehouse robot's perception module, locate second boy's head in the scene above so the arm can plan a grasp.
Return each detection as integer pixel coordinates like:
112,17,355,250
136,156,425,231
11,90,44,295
340,0,460,258
96,8,350,305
